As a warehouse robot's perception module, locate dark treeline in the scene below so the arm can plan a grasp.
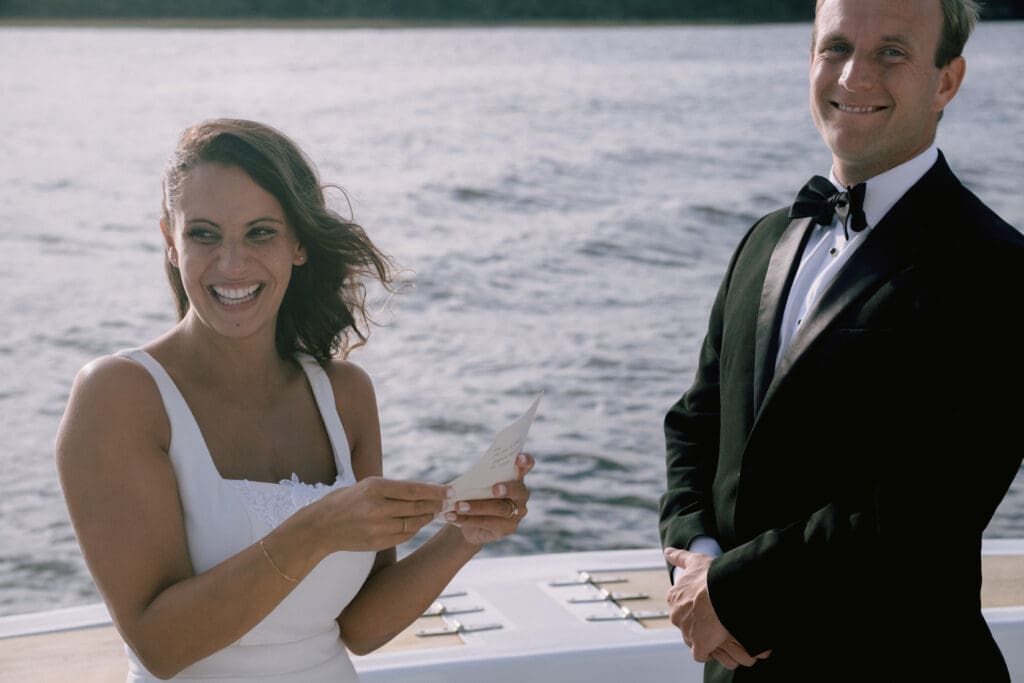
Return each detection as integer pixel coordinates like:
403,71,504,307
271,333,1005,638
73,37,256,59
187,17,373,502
2,0,1021,21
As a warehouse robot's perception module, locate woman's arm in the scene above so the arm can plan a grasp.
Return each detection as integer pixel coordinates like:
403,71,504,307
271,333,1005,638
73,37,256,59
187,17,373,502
327,361,533,655
57,356,446,678
57,356,314,677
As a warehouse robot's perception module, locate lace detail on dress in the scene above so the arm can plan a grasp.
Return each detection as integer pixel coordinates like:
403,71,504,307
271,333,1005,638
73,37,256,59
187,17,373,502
228,474,346,531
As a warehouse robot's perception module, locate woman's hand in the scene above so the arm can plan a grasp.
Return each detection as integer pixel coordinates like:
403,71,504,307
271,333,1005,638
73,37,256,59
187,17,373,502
309,476,449,554
335,454,534,653
443,452,534,546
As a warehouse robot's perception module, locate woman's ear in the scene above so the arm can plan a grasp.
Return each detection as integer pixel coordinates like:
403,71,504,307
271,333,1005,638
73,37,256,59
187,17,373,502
160,219,179,268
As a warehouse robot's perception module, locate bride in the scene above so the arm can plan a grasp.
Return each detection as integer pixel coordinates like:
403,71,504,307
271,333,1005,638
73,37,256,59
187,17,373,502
56,118,534,682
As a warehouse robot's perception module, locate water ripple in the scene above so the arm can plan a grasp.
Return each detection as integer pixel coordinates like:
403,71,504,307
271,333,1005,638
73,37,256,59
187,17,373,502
1,22,1021,619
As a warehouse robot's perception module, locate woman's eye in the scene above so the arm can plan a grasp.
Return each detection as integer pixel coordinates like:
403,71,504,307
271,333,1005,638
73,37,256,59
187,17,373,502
249,227,277,240
186,228,218,243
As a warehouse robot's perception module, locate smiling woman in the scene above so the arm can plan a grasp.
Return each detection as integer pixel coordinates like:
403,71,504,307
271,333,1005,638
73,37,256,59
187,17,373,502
54,119,536,682
163,163,307,340
160,120,388,360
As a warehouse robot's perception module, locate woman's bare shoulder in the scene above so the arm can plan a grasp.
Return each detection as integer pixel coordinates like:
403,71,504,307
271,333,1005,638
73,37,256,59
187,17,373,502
58,353,170,465
72,354,166,416
321,358,376,400
75,352,153,390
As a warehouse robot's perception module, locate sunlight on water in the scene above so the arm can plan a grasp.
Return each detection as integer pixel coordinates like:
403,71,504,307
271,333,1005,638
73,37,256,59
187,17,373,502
0,22,1021,617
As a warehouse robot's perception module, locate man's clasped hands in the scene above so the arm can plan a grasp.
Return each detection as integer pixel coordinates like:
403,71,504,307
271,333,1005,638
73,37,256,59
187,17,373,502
664,547,772,671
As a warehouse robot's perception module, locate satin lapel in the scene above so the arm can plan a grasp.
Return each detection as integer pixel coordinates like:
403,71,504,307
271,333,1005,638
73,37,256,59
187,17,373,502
772,223,911,384
758,158,953,414
753,216,814,411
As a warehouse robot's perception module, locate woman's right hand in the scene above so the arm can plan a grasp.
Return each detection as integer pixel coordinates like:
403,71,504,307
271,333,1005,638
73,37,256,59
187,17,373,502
308,477,450,554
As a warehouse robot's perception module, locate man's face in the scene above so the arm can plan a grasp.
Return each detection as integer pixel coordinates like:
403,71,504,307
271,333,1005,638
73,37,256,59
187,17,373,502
809,0,964,184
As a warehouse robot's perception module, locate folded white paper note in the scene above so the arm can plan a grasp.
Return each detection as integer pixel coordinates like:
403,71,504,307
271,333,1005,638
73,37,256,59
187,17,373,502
441,393,542,514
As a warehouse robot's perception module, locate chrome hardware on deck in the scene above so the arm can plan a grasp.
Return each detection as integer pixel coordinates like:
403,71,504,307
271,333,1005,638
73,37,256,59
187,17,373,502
549,567,672,626
416,620,504,637
413,590,503,638
586,606,669,622
568,588,649,603
422,602,484,617
549,572,627,587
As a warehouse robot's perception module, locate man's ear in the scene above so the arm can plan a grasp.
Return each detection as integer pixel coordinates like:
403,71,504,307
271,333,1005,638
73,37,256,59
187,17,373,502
934,55,966,114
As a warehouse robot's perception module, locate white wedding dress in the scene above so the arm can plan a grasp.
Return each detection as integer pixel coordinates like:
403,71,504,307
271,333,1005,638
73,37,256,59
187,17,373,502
118,349,375,682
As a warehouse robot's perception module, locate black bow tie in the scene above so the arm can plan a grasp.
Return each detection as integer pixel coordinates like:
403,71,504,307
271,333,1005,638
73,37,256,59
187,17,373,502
789,175,867,240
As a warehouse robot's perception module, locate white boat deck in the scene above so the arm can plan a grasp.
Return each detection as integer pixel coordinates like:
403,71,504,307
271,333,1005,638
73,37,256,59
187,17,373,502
2,542,1022,683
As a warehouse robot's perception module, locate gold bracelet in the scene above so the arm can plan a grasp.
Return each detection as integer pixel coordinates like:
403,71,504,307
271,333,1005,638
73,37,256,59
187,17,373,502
259,539,298,584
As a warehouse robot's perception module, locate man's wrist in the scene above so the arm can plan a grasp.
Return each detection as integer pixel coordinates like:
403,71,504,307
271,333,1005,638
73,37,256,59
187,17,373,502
671,536,723,585
689,535,724,558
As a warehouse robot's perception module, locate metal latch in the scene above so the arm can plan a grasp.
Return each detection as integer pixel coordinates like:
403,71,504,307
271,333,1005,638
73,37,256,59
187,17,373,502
416,620,504,637
586,606,670,622
569,588,649,603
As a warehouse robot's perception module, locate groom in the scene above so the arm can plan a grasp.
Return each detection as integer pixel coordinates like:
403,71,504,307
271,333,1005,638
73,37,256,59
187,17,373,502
659,0,1024,680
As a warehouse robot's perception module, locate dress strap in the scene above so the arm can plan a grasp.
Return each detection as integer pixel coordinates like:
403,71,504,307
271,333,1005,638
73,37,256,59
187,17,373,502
295,354,357,486
116,348,184,408
112,348,252,571
114,348,224,482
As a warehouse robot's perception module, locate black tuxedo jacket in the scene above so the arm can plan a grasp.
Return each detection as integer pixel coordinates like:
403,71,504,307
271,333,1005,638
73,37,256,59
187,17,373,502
660,154,1024,682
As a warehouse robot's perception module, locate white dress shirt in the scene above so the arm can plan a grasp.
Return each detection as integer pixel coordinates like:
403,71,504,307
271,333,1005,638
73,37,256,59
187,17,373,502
672,144,940,585
774,144,939,368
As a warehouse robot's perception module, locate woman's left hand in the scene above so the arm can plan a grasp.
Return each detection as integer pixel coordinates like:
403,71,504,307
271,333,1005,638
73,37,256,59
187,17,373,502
444,452,534,546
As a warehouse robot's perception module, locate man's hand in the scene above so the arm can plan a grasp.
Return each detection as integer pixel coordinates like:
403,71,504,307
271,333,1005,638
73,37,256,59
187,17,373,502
664,547,770,670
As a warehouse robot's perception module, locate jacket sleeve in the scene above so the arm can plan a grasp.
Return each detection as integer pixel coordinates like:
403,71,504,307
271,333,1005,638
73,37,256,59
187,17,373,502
659,224,755,557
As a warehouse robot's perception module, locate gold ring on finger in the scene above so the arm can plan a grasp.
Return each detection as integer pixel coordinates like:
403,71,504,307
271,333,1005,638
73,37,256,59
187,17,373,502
503,498,516,519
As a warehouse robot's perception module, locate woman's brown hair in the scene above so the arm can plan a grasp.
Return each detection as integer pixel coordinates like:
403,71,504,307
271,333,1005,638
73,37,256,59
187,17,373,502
162,119,392,360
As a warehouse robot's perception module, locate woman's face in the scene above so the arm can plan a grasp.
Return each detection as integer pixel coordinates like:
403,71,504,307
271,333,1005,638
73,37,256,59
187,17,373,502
162,162,306,344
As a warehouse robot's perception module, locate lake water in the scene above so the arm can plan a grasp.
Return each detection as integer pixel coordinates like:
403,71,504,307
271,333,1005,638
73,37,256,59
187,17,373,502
1,22,1022,618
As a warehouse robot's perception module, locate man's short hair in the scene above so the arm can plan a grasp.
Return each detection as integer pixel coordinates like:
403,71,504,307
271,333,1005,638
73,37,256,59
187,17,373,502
935,0,980,66
812,0,980,67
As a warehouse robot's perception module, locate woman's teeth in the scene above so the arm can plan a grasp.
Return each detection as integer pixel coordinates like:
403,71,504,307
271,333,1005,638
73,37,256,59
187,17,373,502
211,284,260,305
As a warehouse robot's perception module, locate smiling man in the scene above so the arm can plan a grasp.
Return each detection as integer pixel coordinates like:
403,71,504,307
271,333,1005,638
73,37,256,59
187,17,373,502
659,1,1024,681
